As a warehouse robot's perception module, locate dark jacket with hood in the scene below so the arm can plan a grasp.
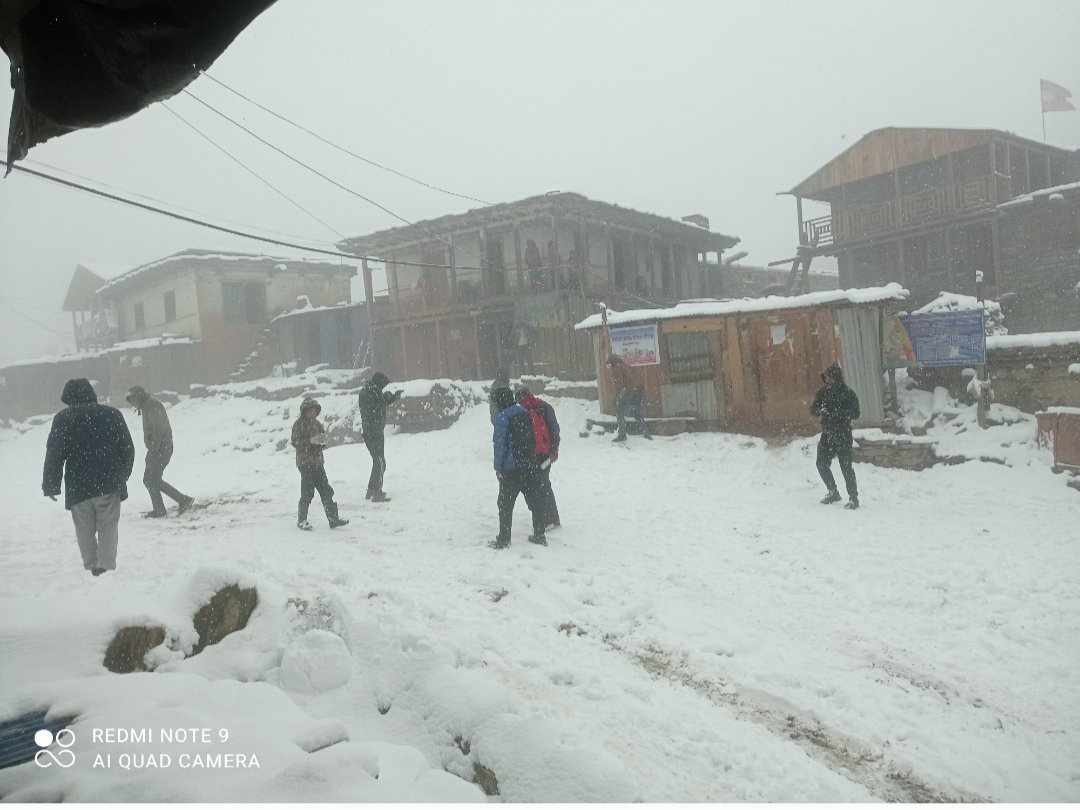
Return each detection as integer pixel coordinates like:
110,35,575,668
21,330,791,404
488,369,511,425
43,378,135,509
358,372,401,436
811,364,860,447
291,398,326,468
126,386,173,458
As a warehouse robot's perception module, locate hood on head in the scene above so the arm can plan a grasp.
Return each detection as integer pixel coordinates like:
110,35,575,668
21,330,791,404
125,385,149,407
61,378,97,406
300,397,321,416
368,372,389,390
822,363,844,385
492,387,516,412
513,385,532,404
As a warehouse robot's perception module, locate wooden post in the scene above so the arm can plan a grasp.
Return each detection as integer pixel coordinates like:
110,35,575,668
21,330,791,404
986,140,996,205
448,233,458,303
388,255,401,318
990,218,1002,290
513,224,524,292
361,258,375,306
796,195,805,245
473,314,482,380
478,228,488,299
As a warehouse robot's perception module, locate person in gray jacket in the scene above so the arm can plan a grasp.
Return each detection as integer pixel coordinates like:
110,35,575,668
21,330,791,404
126,386,194,517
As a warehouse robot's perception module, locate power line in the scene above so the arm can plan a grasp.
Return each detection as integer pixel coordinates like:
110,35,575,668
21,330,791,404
200,70,491,207
162,102,346,239
182,89,419,229
4,162,485,272
16,155,342,248
0,297,69,337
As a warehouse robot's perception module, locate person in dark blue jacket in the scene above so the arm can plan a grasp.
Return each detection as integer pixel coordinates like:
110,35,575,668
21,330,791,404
490,387,547,549
42,378,135,575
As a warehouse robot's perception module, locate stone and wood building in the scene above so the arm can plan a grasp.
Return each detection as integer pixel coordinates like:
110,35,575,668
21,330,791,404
339,192,739,381
786,127,1080,332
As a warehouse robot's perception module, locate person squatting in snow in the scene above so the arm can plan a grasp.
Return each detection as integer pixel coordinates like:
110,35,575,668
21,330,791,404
125,386,195,519
514,385,561,530
42,378,135,576
357,371,402,502
811,363,861,510
290,397,349,531
490,386,548,548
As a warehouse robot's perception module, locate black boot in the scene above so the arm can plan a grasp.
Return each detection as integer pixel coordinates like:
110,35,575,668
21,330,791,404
820,490,841,505
298,501,313,530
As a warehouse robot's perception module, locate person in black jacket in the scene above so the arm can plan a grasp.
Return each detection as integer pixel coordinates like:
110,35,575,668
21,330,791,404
811,363,861,509
42,379,135,575
125,385,194,518
488,368,511,425
491,386,547,548
358,371,401,502
515,386,561,529
290,397,348,530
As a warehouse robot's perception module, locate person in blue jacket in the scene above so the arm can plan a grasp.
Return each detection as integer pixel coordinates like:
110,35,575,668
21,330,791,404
490,387,547,549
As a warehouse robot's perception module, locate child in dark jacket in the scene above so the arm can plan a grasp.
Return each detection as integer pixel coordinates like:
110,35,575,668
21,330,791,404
291,397,349,530
490,387,547,549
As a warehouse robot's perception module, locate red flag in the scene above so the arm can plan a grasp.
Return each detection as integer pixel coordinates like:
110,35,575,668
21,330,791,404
1041,79,1076,113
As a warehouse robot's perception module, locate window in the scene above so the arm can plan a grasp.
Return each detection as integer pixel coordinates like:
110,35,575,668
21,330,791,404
666,331,713,383
223,281,267,324
163,290,176,323
134,301,145,330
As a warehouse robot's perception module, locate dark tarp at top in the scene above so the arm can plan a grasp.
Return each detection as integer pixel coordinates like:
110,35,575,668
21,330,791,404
0,0,278,173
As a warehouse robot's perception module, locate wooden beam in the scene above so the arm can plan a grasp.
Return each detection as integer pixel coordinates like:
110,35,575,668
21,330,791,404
796,196,805,245
388,255,401,318
361,258,375,306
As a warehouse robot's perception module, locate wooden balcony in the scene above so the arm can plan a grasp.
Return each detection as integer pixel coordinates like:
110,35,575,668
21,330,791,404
801,175,997,249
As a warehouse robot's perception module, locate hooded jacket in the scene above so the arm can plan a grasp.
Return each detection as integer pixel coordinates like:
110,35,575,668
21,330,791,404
290,398,326,468
43,378,135,509
358,372,401,436
810,364,861,446
126,386,173,458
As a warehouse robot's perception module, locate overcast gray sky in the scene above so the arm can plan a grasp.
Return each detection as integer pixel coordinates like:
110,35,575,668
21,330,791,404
1,0,1078,366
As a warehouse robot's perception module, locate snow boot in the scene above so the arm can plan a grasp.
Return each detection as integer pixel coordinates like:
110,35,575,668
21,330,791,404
91,567,106,577
177,496,196,515
820,490,841,505
370,492,391,503
489,537,510,550
844,496,860,510
297,519,314,531
142,510,167,519
329,517,349,529
527,533,548,546
612,434,627,443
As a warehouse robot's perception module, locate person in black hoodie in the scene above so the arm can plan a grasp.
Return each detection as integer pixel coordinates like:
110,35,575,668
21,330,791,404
357,371,401,502
125,385,194,518
290,397,348,530
810,363,861,509
42,379,135,575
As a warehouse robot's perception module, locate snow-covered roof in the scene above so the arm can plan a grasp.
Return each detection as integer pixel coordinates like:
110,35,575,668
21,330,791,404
103,336,195,354
986,331,1080,351
96,249,355,297
574,283,908,331
270,300,364,325
998,180,1080,210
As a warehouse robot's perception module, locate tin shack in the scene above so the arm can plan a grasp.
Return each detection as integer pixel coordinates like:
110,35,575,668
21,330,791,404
575,284,909,436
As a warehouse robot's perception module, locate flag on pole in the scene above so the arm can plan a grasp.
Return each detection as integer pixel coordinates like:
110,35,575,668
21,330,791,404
1041,79,1076,113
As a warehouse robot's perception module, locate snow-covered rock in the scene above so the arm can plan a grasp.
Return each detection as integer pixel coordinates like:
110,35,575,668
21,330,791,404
280,630,352,694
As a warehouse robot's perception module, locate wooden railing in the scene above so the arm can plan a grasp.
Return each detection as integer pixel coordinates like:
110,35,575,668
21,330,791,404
801,176,997,248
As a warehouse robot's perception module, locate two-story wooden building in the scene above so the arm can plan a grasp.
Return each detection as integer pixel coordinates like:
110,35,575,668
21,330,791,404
787,127,1080,331
339,192,739,381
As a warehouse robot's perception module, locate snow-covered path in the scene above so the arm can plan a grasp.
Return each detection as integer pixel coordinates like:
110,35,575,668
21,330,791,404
1,393,1078,801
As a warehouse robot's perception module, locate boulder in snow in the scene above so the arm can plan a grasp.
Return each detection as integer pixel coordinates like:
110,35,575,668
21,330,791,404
192,583,258,655
280,629,352,693
103,625,167,673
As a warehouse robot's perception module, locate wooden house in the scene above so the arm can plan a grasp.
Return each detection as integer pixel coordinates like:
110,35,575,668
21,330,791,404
338,192,739,382
575,285,909,436
786,127,1079,331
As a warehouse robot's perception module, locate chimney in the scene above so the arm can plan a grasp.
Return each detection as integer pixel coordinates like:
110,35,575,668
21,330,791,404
682,214,710,230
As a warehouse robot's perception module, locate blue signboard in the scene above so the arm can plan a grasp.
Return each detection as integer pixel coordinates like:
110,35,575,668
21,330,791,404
899,311,986,368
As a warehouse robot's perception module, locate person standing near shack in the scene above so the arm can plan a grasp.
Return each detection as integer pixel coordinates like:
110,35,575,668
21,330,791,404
607,353,650,442
515,385,561,530
290,396,349,530
811,363,861,510
490,387,547,548
125,386,195,518
42,379,135,576
358,371,402,502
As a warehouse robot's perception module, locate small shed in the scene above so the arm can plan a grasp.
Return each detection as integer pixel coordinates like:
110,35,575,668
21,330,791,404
575,284,909,436
270,301,370,372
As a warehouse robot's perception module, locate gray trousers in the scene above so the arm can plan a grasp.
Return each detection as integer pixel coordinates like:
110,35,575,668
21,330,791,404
70,493,122,571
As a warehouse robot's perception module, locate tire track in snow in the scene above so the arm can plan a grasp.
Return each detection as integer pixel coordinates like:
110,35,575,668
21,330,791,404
599,635,989,803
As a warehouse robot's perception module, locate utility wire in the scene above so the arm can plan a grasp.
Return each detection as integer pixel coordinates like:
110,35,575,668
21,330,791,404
182,89,418,229
0,297,69,336
162,102,346,240
16,155,341,248
200,70,491,207
4,163,485,272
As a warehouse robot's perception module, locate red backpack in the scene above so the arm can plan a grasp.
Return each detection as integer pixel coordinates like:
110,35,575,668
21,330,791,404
520,397,552,457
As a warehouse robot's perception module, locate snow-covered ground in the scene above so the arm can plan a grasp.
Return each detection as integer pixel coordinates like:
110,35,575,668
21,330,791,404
1,387,1078,801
